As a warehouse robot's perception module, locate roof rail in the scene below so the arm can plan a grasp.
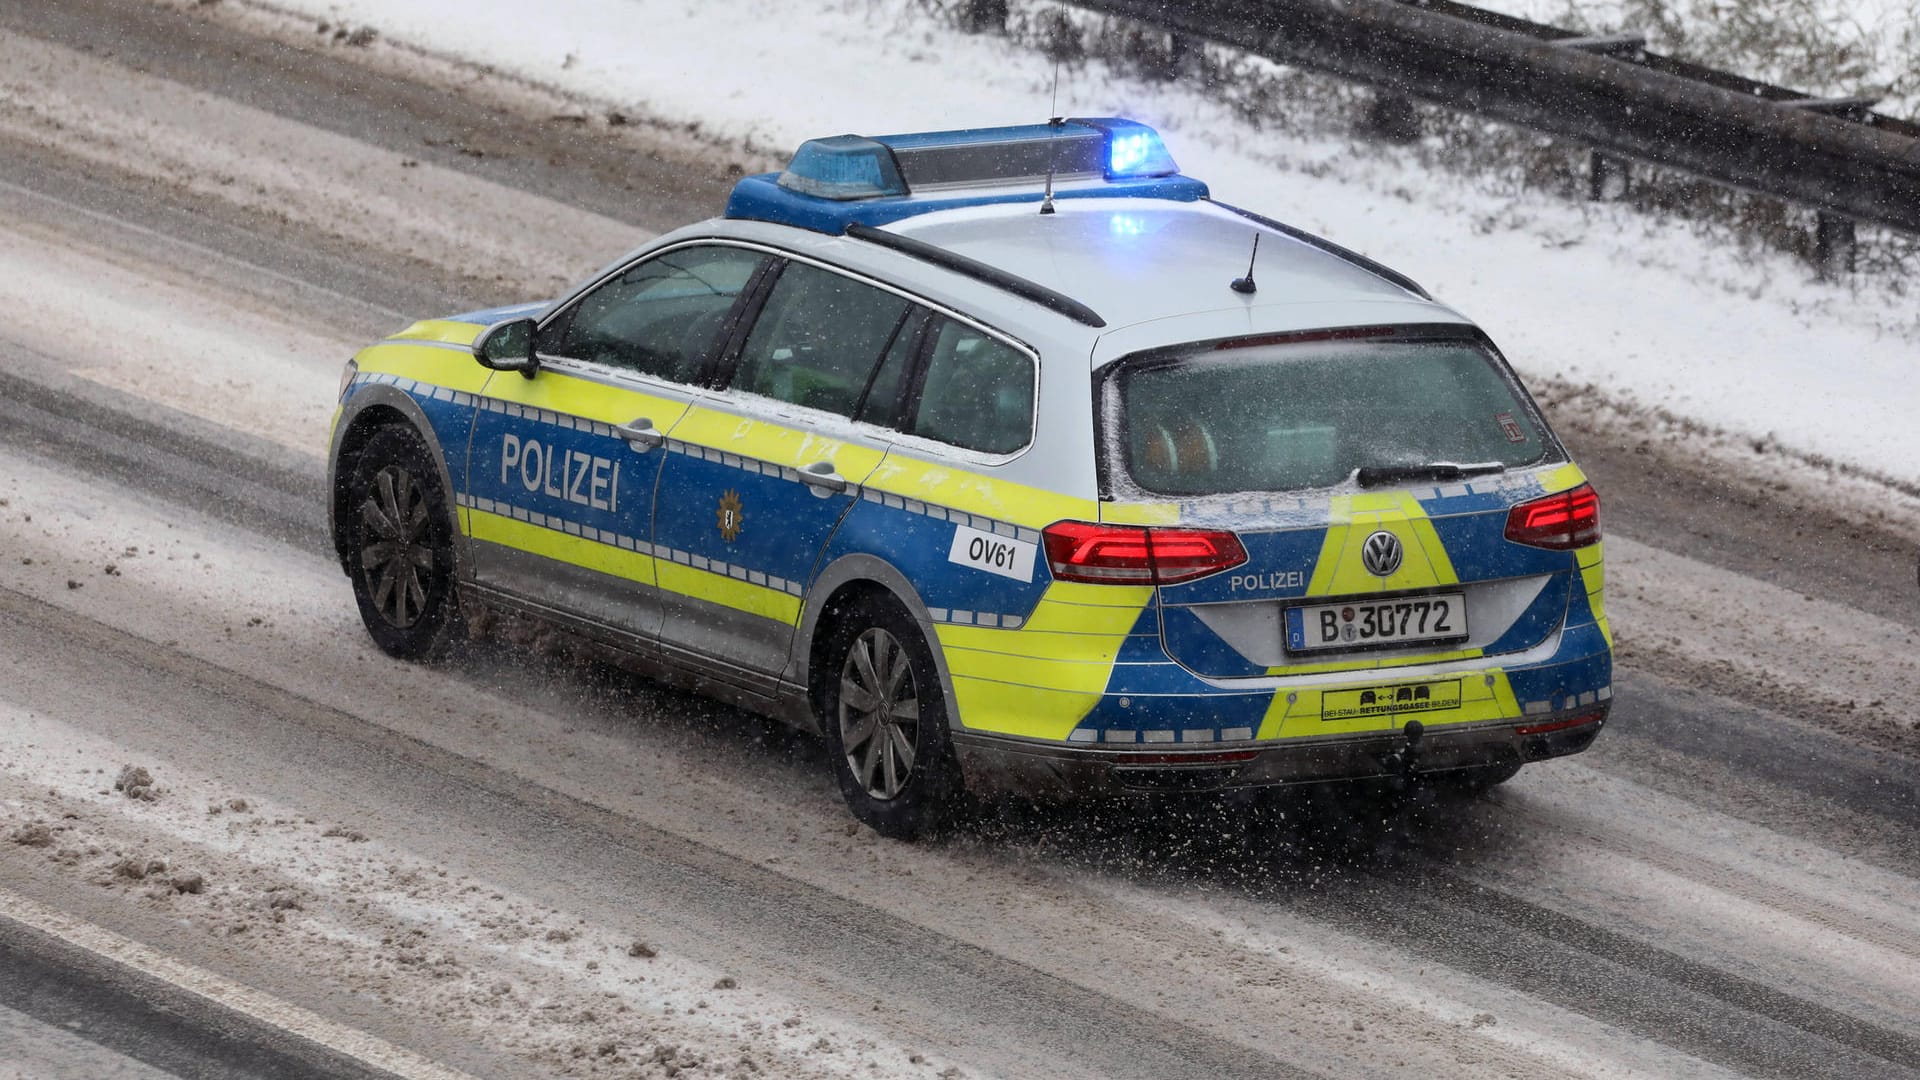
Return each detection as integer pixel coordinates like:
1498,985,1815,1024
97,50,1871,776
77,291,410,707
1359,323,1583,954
1213,203,1433,300
844,223,1107,328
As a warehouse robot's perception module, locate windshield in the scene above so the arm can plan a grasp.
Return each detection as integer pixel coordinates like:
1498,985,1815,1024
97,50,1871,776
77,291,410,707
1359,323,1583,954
1107,335,1555,497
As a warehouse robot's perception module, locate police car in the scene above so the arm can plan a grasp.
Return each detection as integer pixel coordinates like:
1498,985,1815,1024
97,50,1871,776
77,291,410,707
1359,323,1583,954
328,118,1611,838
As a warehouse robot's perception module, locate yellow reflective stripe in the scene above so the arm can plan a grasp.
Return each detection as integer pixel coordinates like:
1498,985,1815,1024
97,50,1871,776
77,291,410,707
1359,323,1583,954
671,406,888,475
937,640,1117,694
1024,581,1155,616
934,580,1149,739
655,562,802,626
864,455,1095,531
946,679,1100,742
481,369,692,429
1305,490,1458,597
467,509,656,586
1578,540,1611,647
936,623,1150,658
387,318,486,347
469,509,803,625
1257,669,1521,739
1535,461,1588,495
1099,502,1182,526
355,342,493,394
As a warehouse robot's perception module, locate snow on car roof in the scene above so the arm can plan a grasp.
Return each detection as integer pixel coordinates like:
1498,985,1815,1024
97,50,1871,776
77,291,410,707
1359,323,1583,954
878,197,1439,334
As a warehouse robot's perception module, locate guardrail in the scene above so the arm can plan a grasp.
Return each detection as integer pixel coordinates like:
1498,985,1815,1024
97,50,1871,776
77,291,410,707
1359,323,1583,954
965,0,1920,273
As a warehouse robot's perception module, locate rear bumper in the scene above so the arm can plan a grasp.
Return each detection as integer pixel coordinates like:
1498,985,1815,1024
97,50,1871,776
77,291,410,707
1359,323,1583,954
952,703,1607,798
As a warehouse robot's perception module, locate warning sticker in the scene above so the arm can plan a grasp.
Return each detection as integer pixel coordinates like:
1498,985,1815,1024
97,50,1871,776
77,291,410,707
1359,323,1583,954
1321,679,1463,721
1496,412,1527,443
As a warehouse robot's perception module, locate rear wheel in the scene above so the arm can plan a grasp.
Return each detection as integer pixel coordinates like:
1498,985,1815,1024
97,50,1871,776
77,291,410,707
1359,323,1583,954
345,425,463,660
820,599,958,840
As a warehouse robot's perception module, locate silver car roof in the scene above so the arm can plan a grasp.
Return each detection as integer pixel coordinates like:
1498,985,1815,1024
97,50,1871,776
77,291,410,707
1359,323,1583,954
643,197,1474,370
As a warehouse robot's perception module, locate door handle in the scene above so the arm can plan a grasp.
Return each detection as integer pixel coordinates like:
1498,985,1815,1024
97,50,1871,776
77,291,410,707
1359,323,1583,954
798,459,847,495
614,418,664,451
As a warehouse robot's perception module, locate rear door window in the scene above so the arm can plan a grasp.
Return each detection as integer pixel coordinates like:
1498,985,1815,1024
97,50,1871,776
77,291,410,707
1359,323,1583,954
728,261,912,418
1111,336,1552,495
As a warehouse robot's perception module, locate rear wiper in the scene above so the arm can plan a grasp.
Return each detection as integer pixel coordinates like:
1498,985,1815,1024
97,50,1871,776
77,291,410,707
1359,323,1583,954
1353,461,1507,488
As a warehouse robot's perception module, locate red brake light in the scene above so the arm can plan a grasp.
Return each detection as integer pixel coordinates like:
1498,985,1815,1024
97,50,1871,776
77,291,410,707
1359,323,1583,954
1505,483,1601,550
1042,521,1247,585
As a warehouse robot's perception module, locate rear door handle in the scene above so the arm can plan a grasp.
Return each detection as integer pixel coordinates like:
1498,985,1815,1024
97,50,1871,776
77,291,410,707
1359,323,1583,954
798,459,847,495
614,418,664,451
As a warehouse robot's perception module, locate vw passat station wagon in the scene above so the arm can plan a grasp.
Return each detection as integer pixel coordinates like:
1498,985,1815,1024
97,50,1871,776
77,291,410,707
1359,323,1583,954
328,119,1612,837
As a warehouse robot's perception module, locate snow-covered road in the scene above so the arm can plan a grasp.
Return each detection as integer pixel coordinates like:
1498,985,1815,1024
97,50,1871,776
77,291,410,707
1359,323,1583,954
2,3,1919,1078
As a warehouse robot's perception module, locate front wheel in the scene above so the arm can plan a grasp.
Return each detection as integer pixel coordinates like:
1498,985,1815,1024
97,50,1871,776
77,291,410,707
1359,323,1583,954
344,425,464,660
820,600,959,840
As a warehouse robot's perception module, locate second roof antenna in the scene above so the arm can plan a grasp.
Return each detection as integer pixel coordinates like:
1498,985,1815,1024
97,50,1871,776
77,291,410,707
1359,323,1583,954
1230,233,1261,294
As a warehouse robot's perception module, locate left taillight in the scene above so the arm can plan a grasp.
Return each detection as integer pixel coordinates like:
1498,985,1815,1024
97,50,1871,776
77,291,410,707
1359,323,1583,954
1505,483,1600,550
1042,521,1247,585
338,358,358,401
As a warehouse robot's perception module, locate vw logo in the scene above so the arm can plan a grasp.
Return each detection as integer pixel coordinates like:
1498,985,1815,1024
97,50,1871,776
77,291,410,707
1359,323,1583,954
1361,530,1403,577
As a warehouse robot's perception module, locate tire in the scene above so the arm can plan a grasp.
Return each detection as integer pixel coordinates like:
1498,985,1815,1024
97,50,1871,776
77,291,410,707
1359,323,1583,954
819,598,959,840
343,425,464,660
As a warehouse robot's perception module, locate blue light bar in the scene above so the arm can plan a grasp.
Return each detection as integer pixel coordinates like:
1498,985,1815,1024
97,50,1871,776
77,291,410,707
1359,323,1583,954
735,118,1202,233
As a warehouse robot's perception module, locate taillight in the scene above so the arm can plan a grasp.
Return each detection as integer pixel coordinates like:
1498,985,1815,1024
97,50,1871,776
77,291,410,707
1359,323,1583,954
1042,521,1247,585
1505,483,1601,550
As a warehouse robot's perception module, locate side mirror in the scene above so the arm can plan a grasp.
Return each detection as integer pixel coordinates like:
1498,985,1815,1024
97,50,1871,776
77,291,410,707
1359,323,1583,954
473,317,538,378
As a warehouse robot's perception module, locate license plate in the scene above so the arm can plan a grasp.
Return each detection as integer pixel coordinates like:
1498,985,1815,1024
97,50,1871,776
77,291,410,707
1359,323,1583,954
1285,593,1467,653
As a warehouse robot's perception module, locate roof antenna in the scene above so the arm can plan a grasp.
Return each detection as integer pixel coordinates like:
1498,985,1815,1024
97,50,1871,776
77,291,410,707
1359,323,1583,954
1040,60,1062,215
1230,233,1261,294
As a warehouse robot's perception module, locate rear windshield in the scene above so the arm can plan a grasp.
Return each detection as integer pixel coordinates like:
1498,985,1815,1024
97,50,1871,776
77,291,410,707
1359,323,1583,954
1108,337,1553,496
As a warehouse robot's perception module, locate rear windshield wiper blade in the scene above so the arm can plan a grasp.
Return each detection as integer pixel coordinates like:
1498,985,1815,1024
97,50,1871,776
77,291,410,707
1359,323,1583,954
1353,462,1507,488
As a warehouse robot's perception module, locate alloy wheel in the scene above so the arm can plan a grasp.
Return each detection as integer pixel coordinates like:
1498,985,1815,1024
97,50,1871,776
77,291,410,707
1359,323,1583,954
838,627,921,800
359,464,434,629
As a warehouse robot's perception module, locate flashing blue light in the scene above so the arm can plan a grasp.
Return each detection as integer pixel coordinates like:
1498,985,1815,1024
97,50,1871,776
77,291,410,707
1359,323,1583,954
1110,133,1153,174
1109,213,1146,236
1076,117,1179,178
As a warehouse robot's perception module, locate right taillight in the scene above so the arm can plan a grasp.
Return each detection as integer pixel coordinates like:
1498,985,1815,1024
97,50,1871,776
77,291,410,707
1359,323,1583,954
1042,521,1247,585
1504,483,1601,550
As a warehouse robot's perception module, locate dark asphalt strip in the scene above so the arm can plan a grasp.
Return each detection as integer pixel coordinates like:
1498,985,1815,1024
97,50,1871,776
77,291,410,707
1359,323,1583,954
0,914,406,1080
0,360,328,553
0,138,461,339
2,0,732,235
1304,871,1920,1080
1608,667,1920,854
0,584,1319,1080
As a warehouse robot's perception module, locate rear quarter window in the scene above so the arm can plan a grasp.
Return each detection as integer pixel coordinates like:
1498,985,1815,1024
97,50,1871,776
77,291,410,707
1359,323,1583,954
906,317,1035,455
